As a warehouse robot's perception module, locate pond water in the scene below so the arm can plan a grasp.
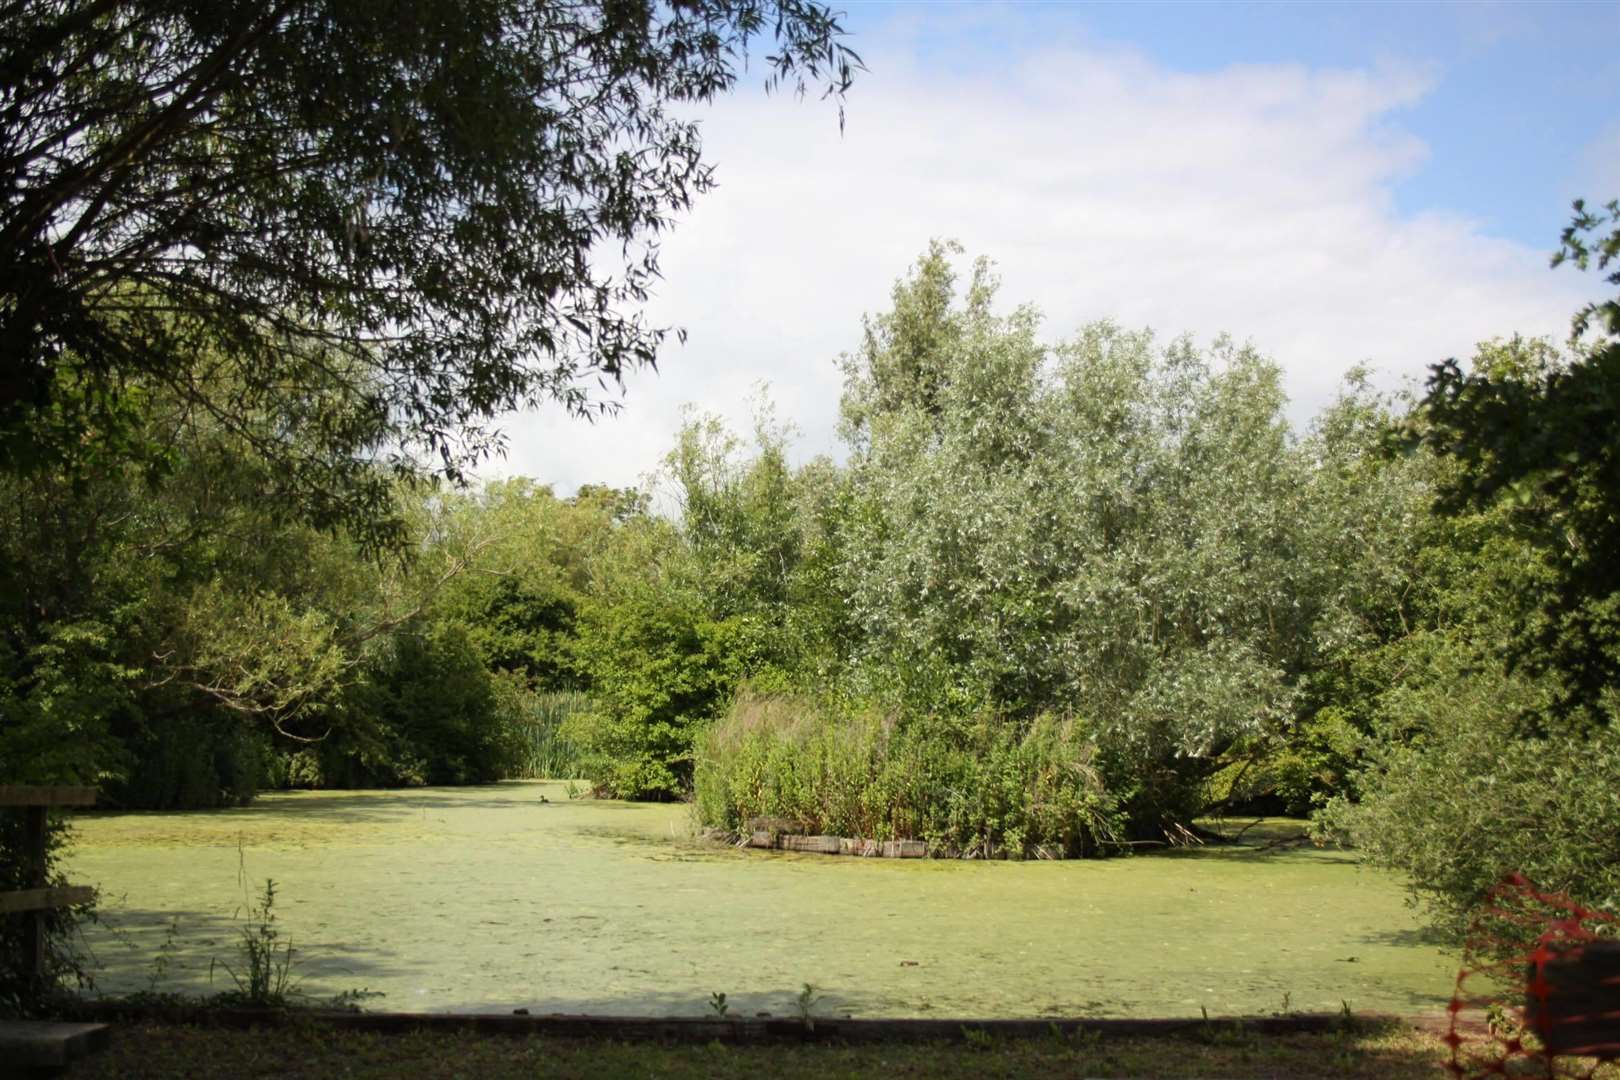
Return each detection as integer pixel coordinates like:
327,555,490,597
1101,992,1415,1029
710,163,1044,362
66,781,1456,1019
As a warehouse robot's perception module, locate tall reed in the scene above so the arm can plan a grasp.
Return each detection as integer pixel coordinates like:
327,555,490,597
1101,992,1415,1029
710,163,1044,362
694,692,1125,858
502,687,591,779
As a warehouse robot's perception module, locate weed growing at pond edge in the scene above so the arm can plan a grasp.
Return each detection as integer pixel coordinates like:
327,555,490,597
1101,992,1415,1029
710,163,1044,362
1196,1006,1260,1051
708,991,729,1017
144,916,182,996
212,878,299,1007
1043,1022,1104,1052
795,983,822,1030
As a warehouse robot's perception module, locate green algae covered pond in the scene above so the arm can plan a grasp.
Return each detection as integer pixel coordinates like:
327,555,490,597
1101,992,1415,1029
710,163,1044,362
66,782,1455,1019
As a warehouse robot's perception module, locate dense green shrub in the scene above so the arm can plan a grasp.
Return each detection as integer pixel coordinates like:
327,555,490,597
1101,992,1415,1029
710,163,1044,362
106,713,269,809
0,622,132,796
1316,638,1620,938
329,622,526,787
1308,351,1620,939
565,608,751,799
695,693,1124,857
1203,706,1366,818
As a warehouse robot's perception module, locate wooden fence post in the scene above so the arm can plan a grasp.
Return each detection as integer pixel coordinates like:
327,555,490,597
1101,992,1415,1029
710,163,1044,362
22,803,48,990
0,786,99,991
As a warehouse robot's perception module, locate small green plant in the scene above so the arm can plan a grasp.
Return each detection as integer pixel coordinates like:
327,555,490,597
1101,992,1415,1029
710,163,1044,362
1195,1007,1258,1051
794,983,822,1031
1042,1021,1105,1057
212,878,299,1007
1484,1000,1519,1037
961,1025,995,1050
1070,1024,1102,1052
708,991,729,1017
1329,1000,1363,1067
145,915,182,994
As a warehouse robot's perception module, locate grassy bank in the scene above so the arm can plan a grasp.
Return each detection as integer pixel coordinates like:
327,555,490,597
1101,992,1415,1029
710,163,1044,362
59,1018,1469,1079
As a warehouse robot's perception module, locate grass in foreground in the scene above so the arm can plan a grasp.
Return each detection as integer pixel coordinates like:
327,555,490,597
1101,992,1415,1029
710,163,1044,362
58,1018,1467,1079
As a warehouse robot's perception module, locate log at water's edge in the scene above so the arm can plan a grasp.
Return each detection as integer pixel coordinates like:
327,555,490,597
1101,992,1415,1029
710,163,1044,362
740,830,929,858
778,834,842,855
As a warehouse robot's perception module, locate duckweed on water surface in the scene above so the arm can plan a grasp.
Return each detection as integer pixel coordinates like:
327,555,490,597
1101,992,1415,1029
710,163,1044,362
67,782,1455,1019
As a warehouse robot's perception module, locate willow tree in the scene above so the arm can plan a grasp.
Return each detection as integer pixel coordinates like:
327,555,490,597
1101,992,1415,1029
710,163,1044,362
836,244,1348,832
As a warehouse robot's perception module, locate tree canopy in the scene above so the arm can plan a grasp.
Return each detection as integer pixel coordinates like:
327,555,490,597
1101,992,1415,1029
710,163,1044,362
1416,199,1620,720
0,0,859,548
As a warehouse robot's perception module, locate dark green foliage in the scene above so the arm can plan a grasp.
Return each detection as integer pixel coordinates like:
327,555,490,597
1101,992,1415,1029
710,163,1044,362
1316,379,1620,933
0,623,131,794
0,491,131,1004
1309,201,1620,935
1415,200,1620,720
549,416,834,800
1317,637,1620,939
453,576,581,688
336,622,525,787
0,437,150,793
105,714,269,810
1,0,859,551
568,595,755,799
1206,709,1366,818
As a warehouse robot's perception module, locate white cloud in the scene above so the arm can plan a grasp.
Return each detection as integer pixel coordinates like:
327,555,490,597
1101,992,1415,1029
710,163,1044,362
486,31,1589,495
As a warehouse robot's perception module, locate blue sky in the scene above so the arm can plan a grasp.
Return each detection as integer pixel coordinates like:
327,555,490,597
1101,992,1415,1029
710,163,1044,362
841,0,1619,248
495,0,1620,494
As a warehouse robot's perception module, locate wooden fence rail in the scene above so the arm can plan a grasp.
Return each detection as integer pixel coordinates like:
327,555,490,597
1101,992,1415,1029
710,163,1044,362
1,786,98,989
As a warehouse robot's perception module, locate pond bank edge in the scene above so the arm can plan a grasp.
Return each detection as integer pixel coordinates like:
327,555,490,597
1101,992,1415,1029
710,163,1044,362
57,1003,1406,1044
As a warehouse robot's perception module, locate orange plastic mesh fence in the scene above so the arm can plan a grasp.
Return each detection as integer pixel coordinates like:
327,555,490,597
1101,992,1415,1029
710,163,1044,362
1446,874,1618,1079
